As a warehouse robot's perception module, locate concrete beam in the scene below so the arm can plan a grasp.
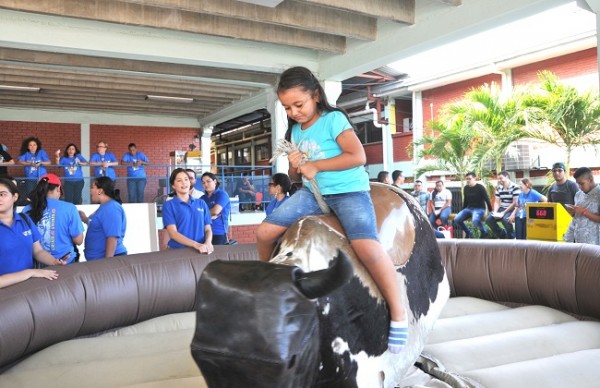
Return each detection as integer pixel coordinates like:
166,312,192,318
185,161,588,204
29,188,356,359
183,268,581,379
119,0,377,41
301,0,415,23
0,0,347,52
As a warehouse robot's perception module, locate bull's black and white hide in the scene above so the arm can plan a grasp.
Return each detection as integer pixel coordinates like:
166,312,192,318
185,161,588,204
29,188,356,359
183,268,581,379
191,183,449,388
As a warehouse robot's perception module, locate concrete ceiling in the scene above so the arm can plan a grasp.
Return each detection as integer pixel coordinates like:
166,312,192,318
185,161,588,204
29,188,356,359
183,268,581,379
0,0,574,129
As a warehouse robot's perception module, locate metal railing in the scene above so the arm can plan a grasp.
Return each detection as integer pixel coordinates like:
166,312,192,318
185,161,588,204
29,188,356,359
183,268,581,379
12,164,273,208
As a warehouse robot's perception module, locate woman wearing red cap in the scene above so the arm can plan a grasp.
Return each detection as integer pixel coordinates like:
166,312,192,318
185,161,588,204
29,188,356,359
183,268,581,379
23,174,85,264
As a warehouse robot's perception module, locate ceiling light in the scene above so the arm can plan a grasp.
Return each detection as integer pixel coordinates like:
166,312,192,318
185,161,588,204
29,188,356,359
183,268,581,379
0,85,41,92
146,95,193,103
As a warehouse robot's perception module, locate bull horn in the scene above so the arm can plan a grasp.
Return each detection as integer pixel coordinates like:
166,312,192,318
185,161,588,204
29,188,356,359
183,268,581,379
293,249,354,299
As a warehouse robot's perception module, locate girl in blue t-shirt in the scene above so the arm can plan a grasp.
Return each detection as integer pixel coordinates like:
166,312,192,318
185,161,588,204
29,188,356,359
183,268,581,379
79,177,127,260
265,173,294,216
201,172,230,245
0,177,64,288
55,143,88,205
17,137,51,195
162,168,213,253
508,178,547,240
24,173,85,264
256,66,408,353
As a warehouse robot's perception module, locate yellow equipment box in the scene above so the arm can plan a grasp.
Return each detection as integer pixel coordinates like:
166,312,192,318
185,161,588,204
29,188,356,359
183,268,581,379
526,202,572,242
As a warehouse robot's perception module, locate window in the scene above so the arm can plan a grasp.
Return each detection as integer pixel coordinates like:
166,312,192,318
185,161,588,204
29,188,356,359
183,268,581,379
255,143,270,161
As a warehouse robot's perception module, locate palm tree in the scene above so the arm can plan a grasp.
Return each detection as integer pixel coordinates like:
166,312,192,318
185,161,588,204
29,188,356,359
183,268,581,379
445,83,532,174
413,114,481,189
524,71,600,169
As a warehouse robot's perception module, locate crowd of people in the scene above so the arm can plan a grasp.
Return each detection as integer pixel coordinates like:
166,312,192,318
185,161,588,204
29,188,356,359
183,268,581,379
376,161,598,243
1,139,151,205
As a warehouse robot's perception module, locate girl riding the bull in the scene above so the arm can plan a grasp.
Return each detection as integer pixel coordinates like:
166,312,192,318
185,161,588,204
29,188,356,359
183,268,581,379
256,66,408,354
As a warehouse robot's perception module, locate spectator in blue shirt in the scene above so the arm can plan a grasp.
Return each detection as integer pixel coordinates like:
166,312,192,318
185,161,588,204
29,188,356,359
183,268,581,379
89,141,118,180
201,172,230,245
266,173,294,216
17,137,51,195
163,168,213,253
122,143,150,203
508,178,547,240
0,177,64,288
23,174,85,264
55,143,88,205
79,177,127,260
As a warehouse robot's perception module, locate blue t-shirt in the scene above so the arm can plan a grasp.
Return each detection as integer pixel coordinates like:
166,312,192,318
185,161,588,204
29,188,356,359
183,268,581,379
122,151,149,178
0,212,40,275
516,189,545,219
292,111,370,195
89,152,118,179
201,188,230,235
23,199,84,263
162,196,212,249
266,196,289,216
84,200,127,260
59,155,88,180
18,150,50,178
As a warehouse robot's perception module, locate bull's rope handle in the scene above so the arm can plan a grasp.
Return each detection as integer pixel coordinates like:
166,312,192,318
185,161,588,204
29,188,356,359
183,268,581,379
270,139,330,214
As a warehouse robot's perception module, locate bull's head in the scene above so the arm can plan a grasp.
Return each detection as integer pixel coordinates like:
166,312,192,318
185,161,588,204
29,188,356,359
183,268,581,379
191,250,353,388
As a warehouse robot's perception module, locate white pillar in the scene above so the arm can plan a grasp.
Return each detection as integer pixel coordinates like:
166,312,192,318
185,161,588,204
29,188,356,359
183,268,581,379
412,91,425,180
323,80,342,104
81,123,91,204
266,87,289,174
577,0,600,89
201,126,212,173
383,99,395,170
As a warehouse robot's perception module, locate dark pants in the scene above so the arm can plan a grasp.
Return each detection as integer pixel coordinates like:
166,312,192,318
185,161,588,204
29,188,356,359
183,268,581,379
63,179,84,205
212,234,228,245
485,207,514,239
127,178,147,203
454,207,487,238
515,217,527,240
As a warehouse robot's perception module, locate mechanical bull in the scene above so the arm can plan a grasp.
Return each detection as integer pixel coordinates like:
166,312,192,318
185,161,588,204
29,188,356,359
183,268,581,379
191,183,450,388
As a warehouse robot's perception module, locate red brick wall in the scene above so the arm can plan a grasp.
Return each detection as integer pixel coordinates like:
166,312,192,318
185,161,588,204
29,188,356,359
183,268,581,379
90,124,200,202
0,121,200,202
422,74,503,127
0,121,81,178
392,132,413,161
512,48,598,85
230,224,259,244
364,142,384,164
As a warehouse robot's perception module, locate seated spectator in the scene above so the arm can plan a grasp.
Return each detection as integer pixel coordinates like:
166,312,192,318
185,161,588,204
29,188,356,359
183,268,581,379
411,180,430,215
508,178,547,240
428,180,452,227
376,170,391,184
0,142,15,177
485,171,520,239
23,174,85,264
162,168,213,253
454,172,492,238
0,177,64,288
392,170,405,188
